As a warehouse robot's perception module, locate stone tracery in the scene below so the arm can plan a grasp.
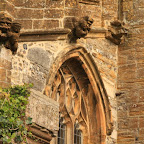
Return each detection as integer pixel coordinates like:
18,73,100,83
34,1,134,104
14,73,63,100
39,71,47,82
47,61,89,143
44,47,113,144
45,58,94,143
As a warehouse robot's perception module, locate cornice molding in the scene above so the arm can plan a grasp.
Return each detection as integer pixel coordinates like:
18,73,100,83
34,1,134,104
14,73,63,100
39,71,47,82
19,28,107,42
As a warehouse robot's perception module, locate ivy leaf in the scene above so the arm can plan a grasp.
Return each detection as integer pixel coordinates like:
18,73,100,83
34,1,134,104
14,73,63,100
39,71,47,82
23,129,27,135
0,84,32,143
21,112,25,116
11,132,16,139
0,87,2,91
0,116,4,122
15,99,20,103
26,117,32,125
15,135,22,143
17,119,23,126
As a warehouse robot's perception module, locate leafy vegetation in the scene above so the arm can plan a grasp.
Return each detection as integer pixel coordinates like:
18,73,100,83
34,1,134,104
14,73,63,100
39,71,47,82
0,84,33,144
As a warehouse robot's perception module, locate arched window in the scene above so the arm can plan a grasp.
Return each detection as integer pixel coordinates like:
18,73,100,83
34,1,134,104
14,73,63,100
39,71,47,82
52,59,88,144
58,117,66,144
57,121,82,144
74,123,82,144
46,56,113,144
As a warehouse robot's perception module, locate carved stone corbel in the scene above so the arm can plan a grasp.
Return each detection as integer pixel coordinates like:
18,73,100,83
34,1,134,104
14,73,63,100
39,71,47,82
79,0,99,5
0,12,21,54
27,123,56,144
106,20,128,45
67,16,94,43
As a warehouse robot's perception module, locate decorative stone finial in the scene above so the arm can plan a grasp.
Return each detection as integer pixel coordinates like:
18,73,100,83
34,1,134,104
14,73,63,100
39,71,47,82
106,20,128,45
0,12,21,54
68,16,94,43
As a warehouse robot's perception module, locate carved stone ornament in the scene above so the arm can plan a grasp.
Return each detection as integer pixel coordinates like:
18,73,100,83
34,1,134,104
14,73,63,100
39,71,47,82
26,123,55,144
45,57,114,143
68,16,94,43
0,12,21,54
106,20,128,45
79,0,99,5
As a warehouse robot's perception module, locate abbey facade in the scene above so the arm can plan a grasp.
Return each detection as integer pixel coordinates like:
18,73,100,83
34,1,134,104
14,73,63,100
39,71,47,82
0,0,144,144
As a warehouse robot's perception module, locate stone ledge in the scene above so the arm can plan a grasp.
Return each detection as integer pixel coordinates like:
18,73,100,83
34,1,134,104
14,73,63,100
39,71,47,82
26,89,59,132
19,28,70,42
30,89,59,107
19,28,107,42
27,123,55,144
90,28,107,33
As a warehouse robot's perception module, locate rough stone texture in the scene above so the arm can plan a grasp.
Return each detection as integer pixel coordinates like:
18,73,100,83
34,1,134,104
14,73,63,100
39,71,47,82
1,0,144,144
0,0,6,11
33,20,59,30
102,0,118,27
26,89,59,132
27,47,52,70
0,46,12,88
3,0,103,30
85,38,117,144
11,37,117,143
117,0,144,144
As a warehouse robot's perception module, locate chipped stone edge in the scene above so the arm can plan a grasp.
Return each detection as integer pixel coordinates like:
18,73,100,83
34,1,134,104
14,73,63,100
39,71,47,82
30,89,59,108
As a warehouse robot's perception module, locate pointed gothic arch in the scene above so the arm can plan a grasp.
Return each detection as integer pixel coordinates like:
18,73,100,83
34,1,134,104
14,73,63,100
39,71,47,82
45,45,113,144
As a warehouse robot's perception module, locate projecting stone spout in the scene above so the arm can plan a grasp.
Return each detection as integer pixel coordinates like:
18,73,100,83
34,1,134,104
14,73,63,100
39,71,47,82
66,16,94,43
0,12,21,54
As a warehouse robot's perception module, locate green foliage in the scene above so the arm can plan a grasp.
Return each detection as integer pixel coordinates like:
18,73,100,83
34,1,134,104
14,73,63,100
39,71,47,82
0,84,33,144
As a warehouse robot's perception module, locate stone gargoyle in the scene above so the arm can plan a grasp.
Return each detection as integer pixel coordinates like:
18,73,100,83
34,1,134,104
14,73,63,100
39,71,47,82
0,12,21,54
106,20,129,45
67,16,94,43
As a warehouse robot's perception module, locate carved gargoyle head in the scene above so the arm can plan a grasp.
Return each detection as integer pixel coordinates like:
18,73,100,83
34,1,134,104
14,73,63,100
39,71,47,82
75,16,94,39
68,16,94,43
0,12,12,33
0,12,21,54
11,22,21,33
106,20,129,45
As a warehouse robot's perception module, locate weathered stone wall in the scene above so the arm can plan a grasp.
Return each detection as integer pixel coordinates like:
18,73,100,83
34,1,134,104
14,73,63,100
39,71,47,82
26,89,59,132
87,38,117,144
0,46,12,88
10,34,118,143
117,0,144,144
0,0,5,11
102,0,118,27
2,0,119,30
2,0,144,143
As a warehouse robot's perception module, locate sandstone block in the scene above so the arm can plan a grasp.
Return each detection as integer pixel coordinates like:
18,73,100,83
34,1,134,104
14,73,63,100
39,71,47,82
15,9,44,19
44,9,64,18
139,117,144,128
27,47,52,70
129,103,144,116
0,82,10,88
6,70,11,83
0,58,12,70
25,76,46,92
65,0,77,7
26,89,59,131
15,20,32,30
9,0,46,8
46,0,64,8
0,68,6,81
33,20,59,29
5,1,15,17
0,0,6,11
